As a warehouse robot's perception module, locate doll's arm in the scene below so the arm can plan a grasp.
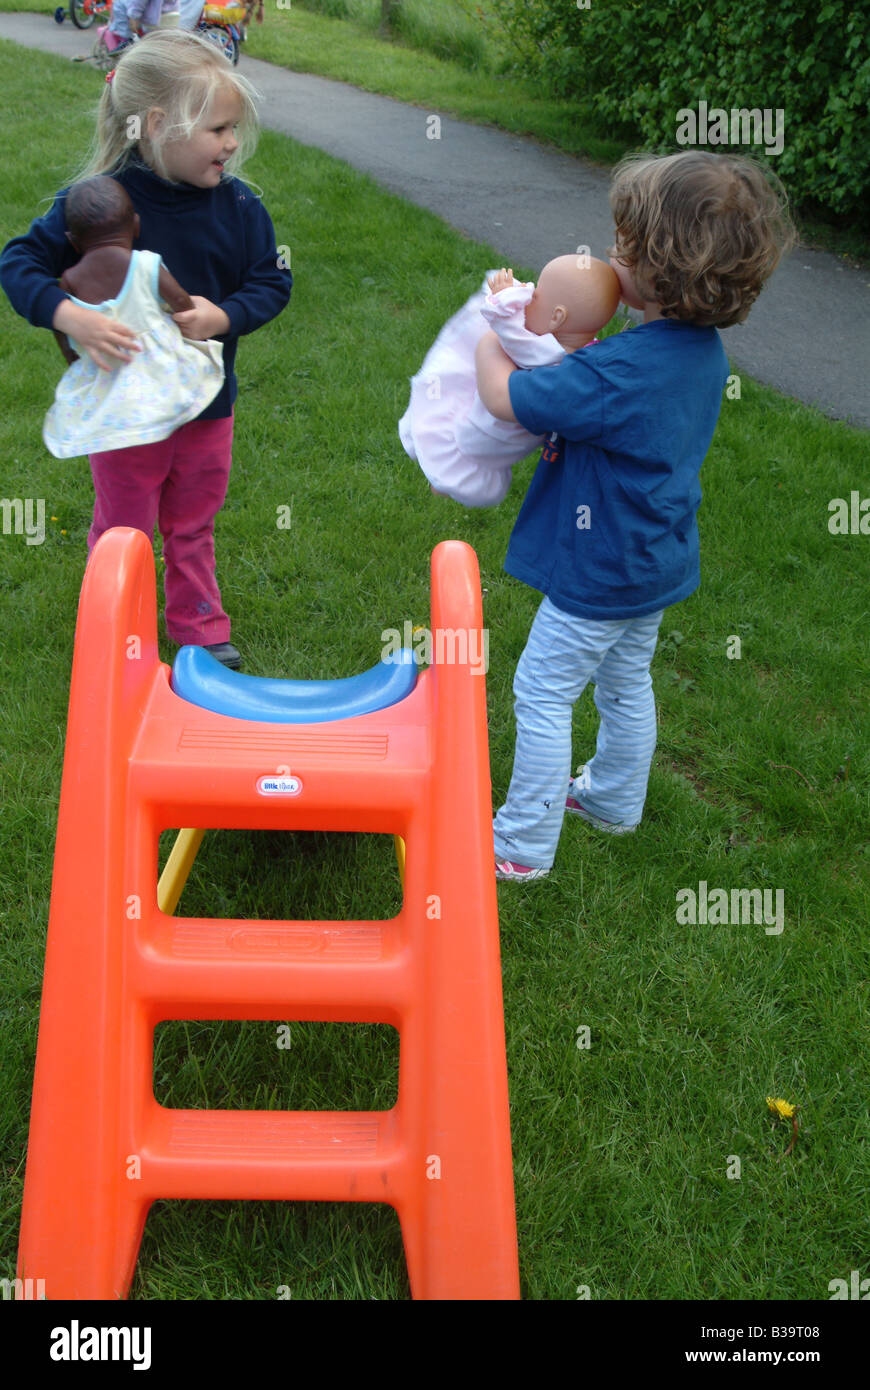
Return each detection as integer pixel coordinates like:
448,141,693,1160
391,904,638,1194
157,263,194,315
53,329,79,365
161,244,226,338
480,273,563,369
167,198,290,341
52,268,80,362
487,268,515,295
173,299,230,340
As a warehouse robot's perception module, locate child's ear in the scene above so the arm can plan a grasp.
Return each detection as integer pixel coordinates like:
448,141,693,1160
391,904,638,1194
64,230,80,254
145,107,166,141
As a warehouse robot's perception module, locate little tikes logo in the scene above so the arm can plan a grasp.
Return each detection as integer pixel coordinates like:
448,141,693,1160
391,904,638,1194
257,774,302,796
50,1320,151,1370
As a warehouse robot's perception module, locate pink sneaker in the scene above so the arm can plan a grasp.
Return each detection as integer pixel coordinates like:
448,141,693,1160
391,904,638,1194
495,859,550,882
565,790,636,835
98,25,129,51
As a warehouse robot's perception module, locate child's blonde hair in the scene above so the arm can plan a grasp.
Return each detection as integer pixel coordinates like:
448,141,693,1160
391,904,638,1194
71,29,260,186
610,151,796,328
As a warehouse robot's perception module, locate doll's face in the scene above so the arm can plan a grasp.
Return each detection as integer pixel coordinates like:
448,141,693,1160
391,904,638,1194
523,280,558,335
524,255,621,337
523,262,577,335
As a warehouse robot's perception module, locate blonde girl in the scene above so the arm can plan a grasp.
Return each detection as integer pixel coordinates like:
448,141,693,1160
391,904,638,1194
0,30,292,667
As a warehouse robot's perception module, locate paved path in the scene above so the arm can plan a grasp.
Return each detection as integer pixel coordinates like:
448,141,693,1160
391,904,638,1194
3,13,868,428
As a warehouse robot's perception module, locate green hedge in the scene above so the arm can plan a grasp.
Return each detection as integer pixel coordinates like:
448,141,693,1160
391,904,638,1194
490,0,868,219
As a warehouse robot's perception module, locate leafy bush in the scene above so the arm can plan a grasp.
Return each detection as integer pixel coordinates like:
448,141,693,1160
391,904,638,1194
489,0,869,218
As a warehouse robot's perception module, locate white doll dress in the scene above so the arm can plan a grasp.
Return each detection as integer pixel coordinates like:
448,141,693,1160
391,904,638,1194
43,249,224,459
398,276,565,508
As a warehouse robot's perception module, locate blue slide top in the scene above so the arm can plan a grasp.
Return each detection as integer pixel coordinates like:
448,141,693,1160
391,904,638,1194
172,646,418,724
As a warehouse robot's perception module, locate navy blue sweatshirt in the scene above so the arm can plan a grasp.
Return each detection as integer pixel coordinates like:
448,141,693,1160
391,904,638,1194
0,154,292,419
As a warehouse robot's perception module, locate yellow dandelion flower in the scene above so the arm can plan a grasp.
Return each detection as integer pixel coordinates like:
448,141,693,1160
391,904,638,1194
767,1096,800,1159
766,1096,796,1120
51,516,59,522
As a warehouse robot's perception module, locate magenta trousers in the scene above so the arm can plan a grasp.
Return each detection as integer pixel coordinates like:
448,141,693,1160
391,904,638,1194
87,412,234,646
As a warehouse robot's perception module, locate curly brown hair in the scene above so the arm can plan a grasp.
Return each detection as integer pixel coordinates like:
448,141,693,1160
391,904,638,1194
609,151,796,328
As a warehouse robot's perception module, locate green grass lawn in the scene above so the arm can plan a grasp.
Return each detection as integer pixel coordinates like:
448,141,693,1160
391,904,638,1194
0,42,868,1301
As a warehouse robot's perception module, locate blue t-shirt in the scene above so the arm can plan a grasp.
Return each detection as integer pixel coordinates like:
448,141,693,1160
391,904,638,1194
506,318,729,619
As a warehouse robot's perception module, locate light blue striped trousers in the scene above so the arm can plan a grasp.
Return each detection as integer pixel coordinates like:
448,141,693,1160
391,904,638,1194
492,596,664,868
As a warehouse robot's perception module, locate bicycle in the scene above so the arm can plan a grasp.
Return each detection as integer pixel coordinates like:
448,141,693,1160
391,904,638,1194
56,0,246,65
197,2,245,66
67,0,111,30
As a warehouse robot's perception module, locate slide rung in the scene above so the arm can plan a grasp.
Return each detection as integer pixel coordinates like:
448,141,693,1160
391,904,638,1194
157,918,392,964
134,919,408,1015
139,1108,402,1201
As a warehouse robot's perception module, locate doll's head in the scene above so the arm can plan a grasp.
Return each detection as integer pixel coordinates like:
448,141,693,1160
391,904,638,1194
608,151,795,327
524,255,621,346
64,176,140,254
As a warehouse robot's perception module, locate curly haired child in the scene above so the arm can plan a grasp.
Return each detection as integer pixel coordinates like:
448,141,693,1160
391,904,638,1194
474,150,795,879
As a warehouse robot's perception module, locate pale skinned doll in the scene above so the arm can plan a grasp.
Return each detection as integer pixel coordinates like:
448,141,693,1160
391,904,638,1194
399,253,620,508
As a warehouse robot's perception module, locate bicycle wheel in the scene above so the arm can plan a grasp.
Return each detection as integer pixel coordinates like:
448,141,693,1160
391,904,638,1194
70,0,99,29
199,23,239,64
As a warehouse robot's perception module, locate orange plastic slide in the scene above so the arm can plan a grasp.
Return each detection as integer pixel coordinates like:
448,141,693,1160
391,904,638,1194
17,527,520,1300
